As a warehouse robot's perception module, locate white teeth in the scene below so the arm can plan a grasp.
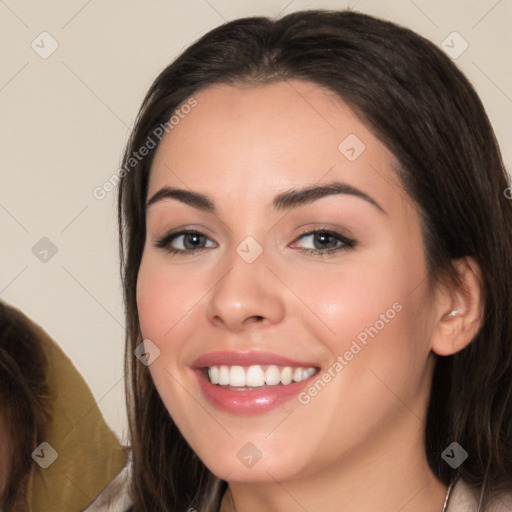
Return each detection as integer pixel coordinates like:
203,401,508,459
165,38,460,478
218,365,230,385
281,366,293,385
206,364,317,387
229,366,246,387
265,365,281,385
208,366,219,385
246,365,265,387
293,367,303,382
303,368,316,379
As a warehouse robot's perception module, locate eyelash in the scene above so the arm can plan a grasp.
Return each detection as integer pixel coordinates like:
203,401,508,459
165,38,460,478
154,228,357,257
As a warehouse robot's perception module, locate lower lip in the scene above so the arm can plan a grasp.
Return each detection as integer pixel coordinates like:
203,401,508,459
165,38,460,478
194,369,317,415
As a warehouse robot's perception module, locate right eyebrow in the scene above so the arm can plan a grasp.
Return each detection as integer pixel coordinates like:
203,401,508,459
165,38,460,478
146,187,214,212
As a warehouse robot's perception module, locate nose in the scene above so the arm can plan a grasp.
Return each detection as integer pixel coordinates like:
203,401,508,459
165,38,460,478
205,244,286,333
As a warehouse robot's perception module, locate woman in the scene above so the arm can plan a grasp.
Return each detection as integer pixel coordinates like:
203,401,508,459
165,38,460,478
0,302,49,511
0,301,128,511
113,9,512,512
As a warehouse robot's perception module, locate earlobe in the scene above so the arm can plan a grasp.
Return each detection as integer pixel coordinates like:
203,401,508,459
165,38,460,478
430,257,484,357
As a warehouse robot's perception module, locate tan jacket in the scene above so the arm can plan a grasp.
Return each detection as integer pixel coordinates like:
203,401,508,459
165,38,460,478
0,301,127,512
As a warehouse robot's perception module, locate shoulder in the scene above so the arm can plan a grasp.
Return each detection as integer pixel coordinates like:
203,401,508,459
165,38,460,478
447,478,512,512
83,461,133,512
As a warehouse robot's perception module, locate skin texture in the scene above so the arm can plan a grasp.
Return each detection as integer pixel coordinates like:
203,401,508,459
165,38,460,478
136,80,483,512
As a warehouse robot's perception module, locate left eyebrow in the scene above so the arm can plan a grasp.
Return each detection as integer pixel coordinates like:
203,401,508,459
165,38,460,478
145,180,386,215
271,181,386,214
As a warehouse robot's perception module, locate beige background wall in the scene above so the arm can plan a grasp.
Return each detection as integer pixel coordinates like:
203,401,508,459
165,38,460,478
1,0,511,442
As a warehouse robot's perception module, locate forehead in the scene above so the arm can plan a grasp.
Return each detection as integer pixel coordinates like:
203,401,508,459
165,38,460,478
148,80,407,215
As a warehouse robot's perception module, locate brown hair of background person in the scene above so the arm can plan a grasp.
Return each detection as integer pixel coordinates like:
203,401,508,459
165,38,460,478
117,9,512,512
0,301,50,511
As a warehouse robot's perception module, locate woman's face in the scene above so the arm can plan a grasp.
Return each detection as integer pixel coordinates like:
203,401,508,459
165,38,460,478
137,80,438,483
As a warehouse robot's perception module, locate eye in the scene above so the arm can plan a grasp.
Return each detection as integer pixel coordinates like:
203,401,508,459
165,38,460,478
291,229,356,256
154,228,356,257
154,229,216,255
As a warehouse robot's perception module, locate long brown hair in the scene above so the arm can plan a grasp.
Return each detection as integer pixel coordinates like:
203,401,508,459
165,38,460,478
118,10,512,511
0,302,49,511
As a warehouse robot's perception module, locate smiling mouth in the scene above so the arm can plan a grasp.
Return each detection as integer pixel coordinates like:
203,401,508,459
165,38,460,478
203,364,318,389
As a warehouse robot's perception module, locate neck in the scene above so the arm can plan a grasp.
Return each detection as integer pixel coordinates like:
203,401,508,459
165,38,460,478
221,463,447,512
219,417,448,512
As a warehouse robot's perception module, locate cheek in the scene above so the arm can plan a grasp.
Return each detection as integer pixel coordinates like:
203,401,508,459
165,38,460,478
287,257,433,445
136,252,198,345
287,244,431,368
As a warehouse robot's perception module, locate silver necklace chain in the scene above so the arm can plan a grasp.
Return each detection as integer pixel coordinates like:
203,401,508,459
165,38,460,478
442,480,455,512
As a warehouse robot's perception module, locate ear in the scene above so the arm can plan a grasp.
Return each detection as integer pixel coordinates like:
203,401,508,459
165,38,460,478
430,257,484,357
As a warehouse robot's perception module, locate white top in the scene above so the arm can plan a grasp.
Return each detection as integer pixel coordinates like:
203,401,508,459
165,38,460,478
83,463,132,512
447,478,512,511
85,464,512,512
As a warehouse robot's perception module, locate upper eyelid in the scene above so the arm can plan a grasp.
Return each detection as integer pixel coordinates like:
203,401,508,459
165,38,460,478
151,223,216,239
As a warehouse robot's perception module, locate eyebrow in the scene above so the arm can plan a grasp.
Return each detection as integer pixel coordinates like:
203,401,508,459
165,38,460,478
145,181,386,215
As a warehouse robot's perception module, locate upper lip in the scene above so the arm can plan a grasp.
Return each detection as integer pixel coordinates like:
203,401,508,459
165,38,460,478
191,350,319,369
